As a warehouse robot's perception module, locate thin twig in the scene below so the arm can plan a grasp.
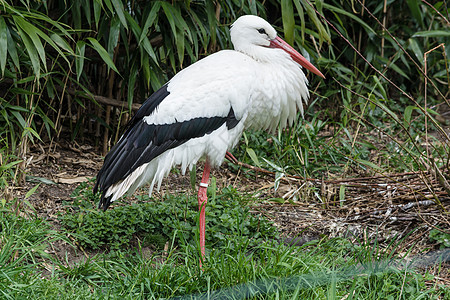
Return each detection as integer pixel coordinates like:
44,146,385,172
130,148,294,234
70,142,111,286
230,159,436,185
421,0,450,25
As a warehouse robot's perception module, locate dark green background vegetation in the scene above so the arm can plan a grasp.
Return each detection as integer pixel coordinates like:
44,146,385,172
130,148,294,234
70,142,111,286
0,0,448,180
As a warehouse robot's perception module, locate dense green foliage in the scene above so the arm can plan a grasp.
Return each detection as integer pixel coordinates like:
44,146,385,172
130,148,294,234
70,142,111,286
0,0,448,186
60,180,277,250
429,228,450,249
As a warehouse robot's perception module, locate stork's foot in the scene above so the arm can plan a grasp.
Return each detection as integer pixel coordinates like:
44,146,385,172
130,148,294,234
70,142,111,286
225,151,239,164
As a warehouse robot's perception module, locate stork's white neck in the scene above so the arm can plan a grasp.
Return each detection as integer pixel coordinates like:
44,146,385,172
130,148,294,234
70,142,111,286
244,55,310,132
236,45,290,64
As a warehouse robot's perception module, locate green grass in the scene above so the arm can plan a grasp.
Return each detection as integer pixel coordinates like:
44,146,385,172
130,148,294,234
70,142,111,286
1,189,448,299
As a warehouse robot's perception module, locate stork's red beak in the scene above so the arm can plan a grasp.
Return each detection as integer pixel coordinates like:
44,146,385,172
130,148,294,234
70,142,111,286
269,36,325,79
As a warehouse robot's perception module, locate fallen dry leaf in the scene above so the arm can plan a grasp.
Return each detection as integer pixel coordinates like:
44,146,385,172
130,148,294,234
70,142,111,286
56,176,90,184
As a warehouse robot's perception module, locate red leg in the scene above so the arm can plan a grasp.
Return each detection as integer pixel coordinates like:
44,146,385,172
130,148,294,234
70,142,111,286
198,160,211,264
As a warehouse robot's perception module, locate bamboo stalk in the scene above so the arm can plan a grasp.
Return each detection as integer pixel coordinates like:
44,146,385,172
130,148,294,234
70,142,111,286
381,0,387,58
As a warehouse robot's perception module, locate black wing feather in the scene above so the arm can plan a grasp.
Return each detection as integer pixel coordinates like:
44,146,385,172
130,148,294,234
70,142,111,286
94,84,169,195
94,87,240,210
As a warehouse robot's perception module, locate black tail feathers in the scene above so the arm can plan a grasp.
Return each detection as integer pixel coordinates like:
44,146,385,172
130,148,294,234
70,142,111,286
97,191,113,211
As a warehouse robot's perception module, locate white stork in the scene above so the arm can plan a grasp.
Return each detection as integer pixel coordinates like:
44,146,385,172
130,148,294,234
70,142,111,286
94,15,324,260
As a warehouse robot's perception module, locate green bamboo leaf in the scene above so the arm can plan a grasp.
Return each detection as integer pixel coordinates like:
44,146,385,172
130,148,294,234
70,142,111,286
76,41,86,82
408,38,424,65
87,37,119,74
281,0,295,45
141,50,151,88
10,110,27,129
37,31,71,65
378,54,411,79
185,40,196,63
139,2,161,44
373,99,402,124
189,165,196,191
356,159,383,171
123,11,141,36
25,175,56,185
161,2,178,43
304,1,331,44
149,67,162,91
127,62,138,111
389,61,410,79
72,0,82,29
36,95,56,133
21,10,73,38
406,0,424,28
434,68,450,77
15,26,40,77
426,108,439,116
293,0,305,42
0,16,7,76
249,0,257,14
110,0,128,30
124,11,158,65
23,126,42,142
262,158,284,172
372,76,387,100
108,16,121,56
44,76,55,99
25,183,41,199
181,18,193,44
176,27,185,66
246,148,260,167
339,185,346,203
15,13,71,66
164,5,192,42
5,104,30,112
82,0,92,26
274,172,284,191
188,27,199,59
316,0,324,12
103,0,114,13
6,28,19,71
205,1,217,46
412,30,450,37
0,160,23,172
141,37,158,65
93,0,101,28
404,105,416,128
50,33,73,54
322,3,375,35
189,10,208,49
14,16,47,72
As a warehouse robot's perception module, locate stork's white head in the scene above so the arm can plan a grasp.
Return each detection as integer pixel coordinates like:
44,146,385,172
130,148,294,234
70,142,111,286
230,15,325,78
230,15,277,49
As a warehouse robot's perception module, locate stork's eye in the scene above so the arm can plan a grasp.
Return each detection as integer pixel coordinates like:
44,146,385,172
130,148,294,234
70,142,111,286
257,28,266,35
